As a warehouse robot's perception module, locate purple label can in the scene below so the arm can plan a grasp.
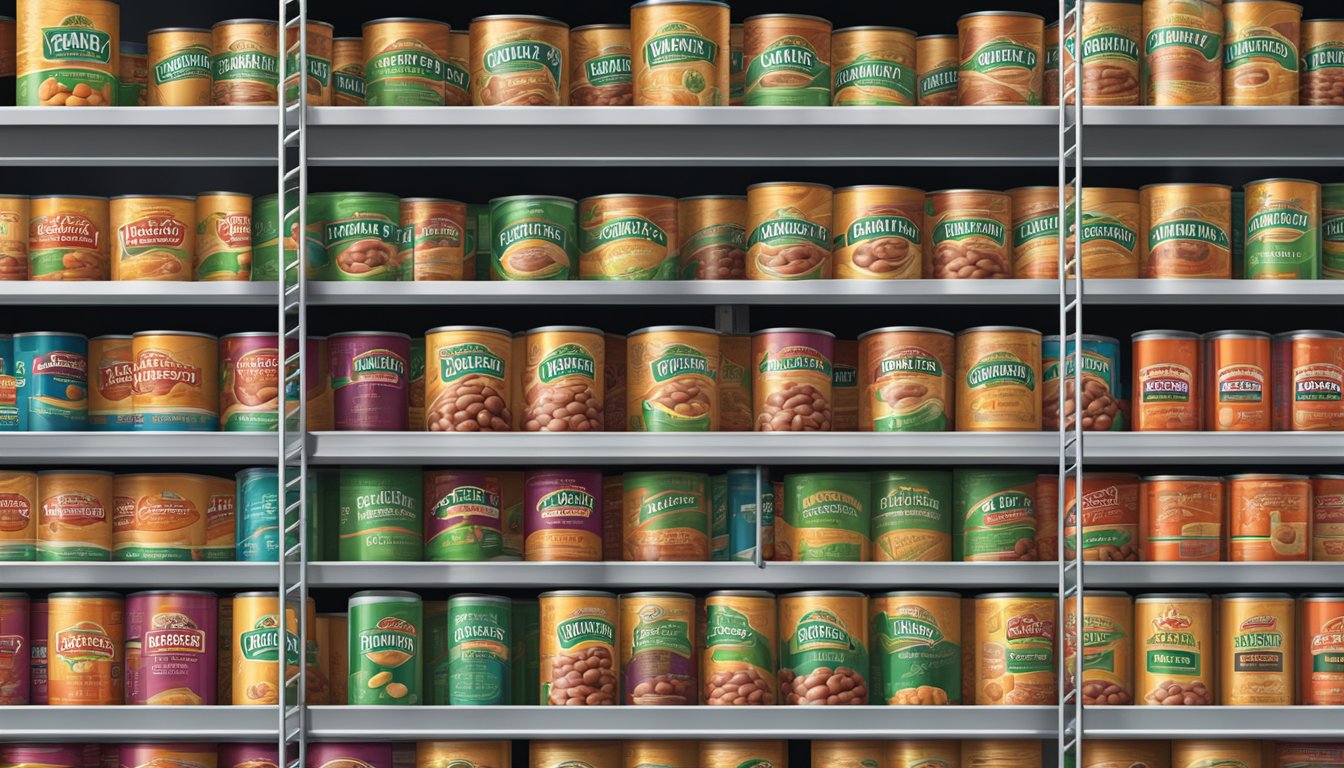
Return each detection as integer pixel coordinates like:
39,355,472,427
29,599,47,704
0,592,30,704
329,332,411,431
219,744,280,768
124,590,217,706
0,745,86,768
423,470,505,561
118,744,217,768
523,469,604,562
13,332,88,431
305,744,394,768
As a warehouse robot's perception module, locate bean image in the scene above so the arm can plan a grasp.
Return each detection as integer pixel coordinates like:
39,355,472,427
933,241,1009,278
890,685,950,705
1082,680,1132,705
778,666,868,705
705,667,776,706
525,382,602,432
1144,679,1211,706
428,375,511,432
631,674,694,704
758,382,832,432
755,242,827,276
1044,376,1119,432
548,646,617,706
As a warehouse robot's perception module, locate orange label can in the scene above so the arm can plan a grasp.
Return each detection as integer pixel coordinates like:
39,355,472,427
88,335,135,431
232,592,306,706
832,185,924,280
1228,473,1311,561
858,326,956,433
1132,330,1201,431
1273,330,1344,431
111,473,209,561
131,331,219,432
975,592,1057,705
28,195,110,281
1140,183,1234,278
1036,473,1059,561
48,591,124,705
37,470,114,561
200,475,235,561
955,326,1042,432
1299,593,1344,705
1136,592,1214,705
0,196,30,280
1219,593,1295,706
109,196,194,281
1064,473,1141,561
195,192,253,281
1312,475,1344,561
424,325,513,433
1141,475,1224,562
0,470,38,560
718,334,752,432
1204,330,1272,431
403,199,468,282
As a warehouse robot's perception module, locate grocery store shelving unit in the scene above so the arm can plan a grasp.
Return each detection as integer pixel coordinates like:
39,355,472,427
1084,708,1344,740
0,433,277,464
0,107,277,166
1,706,278,742
3,563,279,589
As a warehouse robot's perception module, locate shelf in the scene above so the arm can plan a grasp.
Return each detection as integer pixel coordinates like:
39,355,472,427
1082,432,1344,465
2,563,283,589
1085,706,1344,739
1086,279,1344,305
307,106,1061,166
0,433,278,465
0,107,279,166
308,432,1059,466
1082,106,1344,166
0,282,277,306
0,706,276,741
308,562,1058,590
1085,562,1344,589
307,705,1056,740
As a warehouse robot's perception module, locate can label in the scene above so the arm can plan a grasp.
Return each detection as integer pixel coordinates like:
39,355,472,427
621,594,696,705
0,596,30,704
1063,474,1140,561
976,594,1057,705
38,474,112,561
0,472,37,559
221,336,279,432
1142,478,1223,562
14,334,88,431
132,334,218,431
578,197,676,280
350,598,421,705
540,592,618,706
492,198,577,280
623,472,710,561
89,337,134,431
196,201,252,281
703,593,777,706
330,334,410,431
1066,593,1133,705
860,332,953,432
727,470,774,562
778,594,869,705
524,471,603,561
744,24,832,106
236,471,279,562
953,470,1038,561
424,471,504,561
338,470,422,561
872,594,960,704
779,473,871,561
872,471,951,562
127,592,216,705
628,329,719,432
1137,596,1212,705
112,475,206,562
448,598,509,705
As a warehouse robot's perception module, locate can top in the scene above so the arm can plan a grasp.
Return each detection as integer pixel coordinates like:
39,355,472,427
1301,593,1344,601
834,26,918,36
285,19,335,30
1132,330,1200,342
426,325,511,337
350,590,422,605
110,194,196,201
746,181,834,192
400,197,466,205
679,194,747,202
1081,590,1132,598
127,589,218,598
236,467,277,480
744,14,833,25
925,188,1009,197
581,193,678,203
1246,177,1318,186
133,330,218,340
0,592,28,600
328,331,413,340
960,325,1043,336
221,332,279,339
621,591,695,600
959,10,1046,20
706,590,775,599
1222,592,1294,600
1313,474,1344,481
628,325,720,338
30,194,108,200
1139,182,1233,191
540,589,617,599
1226,0,1302,6
526,325,605,336
572,24,631,32
120,42,148,54
1274,330,1344,340
1142,475,1223,483
916,34,958,40
37,469,115,477
871,590,961,599
213,19,280,28
1046,21,1059,29
233,591,280,599
752,327,837,339
364,18,452,28
780,590,866,599
976,592,1057,600
1135,593,1211,601
1202,330,1271,341
835,184,925,195
490,194,578,205
13,331,88,339
197,191,254,198
1225,473,1310,481
49,591,123,599
632,0,730,8
858,326,954,340
447,594,511,605
471,15,568,27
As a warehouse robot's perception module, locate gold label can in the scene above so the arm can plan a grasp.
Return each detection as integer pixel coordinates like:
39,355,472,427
859,326,955,432
1136,592,1213,705
211,19,280,106
1070,0,1142,105
1228,473,1310,561
718,334,752,431
1144,0,1224,105
284,20,333,107
1140,183,1233,278
131,331,220,431
778,590,869,705
813,742,883,767
363,19,450,107
1224,0,1301,105
957,11,1045,105
523,326,604,432
569,25,632,106
623,741,696,767
924,189,1012,278
110,195,195,281
530,741,620,768
1066,591,1134,705
831,340,858,432
29,195,109,281
1299,593,1344,704
147,27,212,106
916,34,959,105
16,0,119,106
578,194,679,280
833,185,923,280
322,613,349,704
195,192,252,281
416,742,511,768
232,591,306,705
0,196,29,280
699,742,787,768
1045,22,1060,105
618,591,697,704
1009,187,1061,280
729,23,744,104
200,475,235,561
887,741,963,768
1082,740,1171,768
631,0,730,106
627,326,719,432
442,31,470,107
679,195,746,280
331,37,365,106
539,590,618,706
470,15,569,106
0,470,38,560
401,199,467,282
88,335,135,431
1244,178,1321,279
742,14,833,106
424,325,512,433
752,328,834,432
1172,741,1263,768
702,590,777,705
746,182,833,280
831,26,916,106
955,326,1042,432
47,591,123,705
1140,475,1224,562
1302,20,1344,105
1076,187,1142,278
117,42,146,106
111,473,208,561
1220,592,1295,705
975,592,1057,705
870,591,961,704
37,470,114,561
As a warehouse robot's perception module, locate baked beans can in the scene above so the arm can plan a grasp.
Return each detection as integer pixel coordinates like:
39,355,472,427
1273,330,1344,431
117,41,146,106
833,186,923,280
284,20,333,107
858,327,955,433
523,326,604,432
1044,21,1061,105
719,334,752,431
195,192,252,281
1009,186,1060,280
1299,592,1344,704
337,468,422,561
531,742,619,768
957,11,1045,105
1228,473,1311,561
778,590,869,705
1063,473,1141,561
249,193,280,283
924,189,1012,279
729,23,744,104
956,326,1042,432
235,468,280,562
622,742,696,768
569,25,632,106
1071,0,1143,105
1224,0,1302,105
0,197,28,281
524,469,603,562
746,182,833,280
147,28,211,106
490,196,578,281
48,591,123,705
742,14,832,106
220,333,279,432
871,591,961,705
331,37,365,106
0,592,29,703
775,472,869,561
599,333,625,435
329,332,411,431
974,592,1057,705
631,0,730,106
1219,592,1294,706
443,31,470,106
307,745,392,768
470,15,568,106
88,335,134,431
626,326,719,432
348,590,421,705
726,469,774,561
119,745,218,768
417,742,511,768
1132,329,1202,431
211,20,280,106
109,195,194,281
423,471,504,561
424,326,512,433
1082,741,1171,768
1172,741,1265,768
37,470,113,561
812,742,881,767
539,590,618,706
831,27,916,106
1325,183,1344,278
1302,20,1344,106
752,328,834,432
887,741,962,768
623,472,710,561
953,469,1038,562
1144,0,1224,105
1274,743,1344,767
1072,187,1142,278
680,196,746,281
1068,591,1134,706
0,745,85,768
1136,592,1214,705
1204,330,1272,431
28,195,110,281
1141,475,1224,561
619,591,696,705
446,594,509,705
16,0,119,107
1140,183,1234,278
1313,475,1344,561
112,474,210,561
1036,474,1059,562
0,471,37,560
13,332,88,431
699,742,787,768
916,34,959,105
702,590,777,706
1042,334,1126,433
131,331,218,431
831,340,858,432
124,590,216,705
400,199,467,282
361,18,448,106
1244,178,1320,278
578,194,678,280
325,192,401,281
297,336,333,432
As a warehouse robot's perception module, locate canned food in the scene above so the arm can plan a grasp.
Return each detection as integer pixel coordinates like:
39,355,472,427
1141,475,1224,561
1172,741,1268,768
1273,743,1344,768
833,186,923,280
699,742,787,768
131,331,219,431
423,471,504,561
524,469,603,561
112,474,211,561
148,28,211,106
1036,473,1059,561
1136,592,1213,705
619,742,694,768
296,336,332,432
871,591,961,704
778,590,869,704
0,471,37,560
679,195,746,280
1325,183,1344,279
831,27,916,106
235,468,279,562
742,14,833,106
870,471,951,562
1224,0,1302,105
195,192,252,281
219,333,278,432
14,332,88,431
1067,591,1134,706
117,41,146,106
630,0,730,106
622,472,710,561
87,335,133,431
858,327,954,433
124,591,215,705
1228,473,1310,561
249,193,280,283
832,340,858,432
16,0,118,106
232,592,305,706
507,598,538,706
0,592,29,703
417,742,510,768
752,328,834,432
439,31,469,107
916,34,959,105
719,335,752,431
812,742,882,767
406,338,425,430
523,326,604,432
887,741,963,768
1132,330,1202,431
1043,21,1061,106
953,469,1038,562
1064,473,1140,561
1273,330,1344,431
325,192,401,281
329,332,410,431
1300,593,1344,704
1302,20,1344,106
29,195,109,281
746,182,833,280
777,472,871,561
361,19,449,106
48,591,123,705
1144,0,1224,105
211,20,280,105
1243,179,1321,279
37,470,112,561
956,326,1042,432
975,592,1057,705
470,15,568,106
1009,187,1061,280
1314,475,1344,561
348,590,421,705
1071,187,1142,278
925,189,1012,279
619,591,696,705
200,476,235,560
400,199,467,282
1042,334,1125,433
602,333,626,433
726,469,773,561
569,25,632,106
531,742,619,768
491,196,577,281
702,590,777,705
1081,741,1170,768
447,594,509,705
957,12,1045,105
578,194,678,281
424,325,511,433
120,745,218,768
1218,592,1295,706
729,24,744,105
337,468,421,561
1204,330,1272,431
1141,183,1234,278
1068,0,1142,105
307,744,392,768
540,590,618,706
0,197,27,280
29,599,48,703
284,20,333,106
331,37,365,106
626,326,718,432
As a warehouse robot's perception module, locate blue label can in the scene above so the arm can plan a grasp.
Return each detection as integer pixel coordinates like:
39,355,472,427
0,334,18,431
13,332,88,431
236,468,280,561
727,468,775,561
1043,334,1126,432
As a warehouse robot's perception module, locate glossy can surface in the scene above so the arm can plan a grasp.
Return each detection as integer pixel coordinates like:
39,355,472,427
1204,330,1272,431
131,331,218,431
1141,475,1224,561
1144,0,1224,105
680,196,746,280
752,328,834,432
470,16,568,106
0,593,29,703
777,590,869,704
619,591,697,705
539,590,618,706
220,333,279,432
778,472,870,562
524,469,603,561
1273,330,1344,431
28,195,109,280
1042,333,1125,433
833,186,923,280
522,326,604,432
362,19,449,106
148,28,212,106
627,326,718,432
88,335,133,431
858,327,955,433
349,590,421,705
871,471,952,562
447,595,510,705
195,193,252,281
1313,476,1344,561
1228,473,1310,561
48,591,123,705
831,27,917,106
1066,591,1134,706
719,334,752,431
424,326,512,432
957,12,1045,104
1224,0,1302,105
702,590,777,705
924,190,1012,279
622,472,710,561
16,0,119,106
578,194,678,280
284,20,333,106
402,199,467,282
742,14,833,106
631,1,730,106
0,471,37,560
746,183,833,280
1244,178,1320,278
916,34,959,105
1300,593,1344,704
37,470,112,561
569,25,632,105
112,474,210,561
1132,330,1202,431
1136,593,1213,705
329,332,410,431
490,196,577,280
1141,183,1233,278
953,469,1038,561
0,197,28,281
955,326,1042,432
124,590,216,705
331,37,365,106
975,592,1057,705
1302,20,1344,105
211,20,280,105
871,591,961,704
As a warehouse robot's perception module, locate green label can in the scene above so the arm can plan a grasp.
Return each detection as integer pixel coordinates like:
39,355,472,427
871,470,952,562
1244,178,1322,279
249,193,280,283
1324,183,1344,279
871,591,961,704
778,472,871,561
349,590,422,705
622,471,711,562
953,469,1038,561
490,195,578,280
510,598,540,706
743,15,834,106
728,468,774,562
710,474,729,561
778,590,869,704
703,590,778,705
325,192,402,281
448,594,511,705
423,471,504,561
424,600,448,704
338,468,423,561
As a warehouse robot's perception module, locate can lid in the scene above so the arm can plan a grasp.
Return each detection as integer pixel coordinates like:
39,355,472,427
628,325,719,338
148,27,212,34
1201,330,1271,340
834,26,918,36
49,591,124,599
621,591,695,600
110,194,197,201
236,467,277,479
0,592,29,600
780,590,867,598
959,10,1046,20
744,14,833,25
540,590,617,599
706,590,775,599
572,24,631,32
426,325,511,337
232,591,281,599
976,592,1057,599
1135,593,1211,601
858,326,954,340
221,332,278,342
1312,474,1344,480
350,590,422,604
1132,330,1200,342
1082,590,1133,597
489,194,578,205
116,472,219,480
679,194,747,202
196,191,254,198
285,19,335,30
960,325,1043,335
1139,182,1233,191
1142,475,1223,483
133,330,218,340
328,331,413,340
1274,330,1344,340
633,0,730,8
1246,177,1318,186
1222,592,1294,599
471,15,567,27
333,36,363,42
925,188,1009,197
1226,0,1301,7
37,469,114,477
747,181,834,192
13,331,89,340
30,194,108,200
526,325,605,336
364,18,452,27
871,590,961,599
752,327,837,338
447,594,511,605
916,34,959,40
581,193,678,203
212,19,280,28
127,589,218,598
400,197,466,205
1225,473,1310,481
835,184,925,195
1300,593,1344,600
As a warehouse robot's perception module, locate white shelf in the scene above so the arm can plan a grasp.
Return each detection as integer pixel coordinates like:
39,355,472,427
0,706,276,741
2,563,282,589
1085,562,1344,589
0,282,276,306
1083,432,1344,465
0,107,279,166
1085,706,1344,739
0,433,278,465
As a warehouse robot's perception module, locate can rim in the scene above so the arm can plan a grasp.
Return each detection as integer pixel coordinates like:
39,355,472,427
285,19,335,29
679,194,747,202
196,191,254,197
363,18,452,27
328,331,413,340
620,591,695,599
400,197,466,205
1225,473,1311,481
0,592,29,599
871,590,961,598
834,25,919,35
127,589,218,598
236,468,276,478
471,14,568,26
1201,330,1271,340
1222,592,1294,599
780,590,867,598
350,590,422,603
212,19,279,28
835,184,925,195
858,326,954,340
571,24,631,32
232,591,281,598
133,330,218,339
221,332,279,339
37,469,115,476
959,325,1043,335
744,13,833,24
447,594,512,604
426,325,511,337
90,334,133,340
959,11,1046,20
976,592,1057,599
333,36,364,42
48,591,124,599
1043,333,1120,346
746,181,834,192
1246,177,1319,185
1301,593,1344,599
706,590,776,598
1139,183,1233,191
632,0,731,8
1080,590,1133,597
1274,330,1344,340
13,331,89,339
1132,330,1200,341
628,325,720,337
490,194,579,205
30,194,108,200
1312,474,1344,480
916,34,959,40
110,194,196,201
1142,475,1223,482
925,188,1009,197
539,589,617,598
751,327,837,338
581,193,678,202
1226,0,1302,6
116,472,220,480
1134,593,1211,600
526,325,605,335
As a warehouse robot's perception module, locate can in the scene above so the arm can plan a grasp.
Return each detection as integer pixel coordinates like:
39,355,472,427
446,594,510,705
211,20,280,105
1302,20,1344,105
400,199,467,282
235,468,280,562
325,192,401,281
871,591,961,705
742,14,832,106
112,474,211,561
1068,0,1142,105
434,598,468,702
131,331,218,431
531,742,620,768
0,746,89,768
916,34,959,105
699,742,787,768
956,326,1042,432
0,592,29,703
1141,475,1224,562
957,11,1045,105
1042,334,1126,433
630,0,729,106
621,472,710,561
109,195,194,281
1144,0,1224,105
626,326,719,432
1171,742,1261,768
87,335,133,432
680,196,746,280
569,25,632,106
307,744,392,768
924,189,1012,278
1035,474,1059,562
192,192,252,281
811,742,881,767
1325,183,1344,278
524,469,603,561
147,28,211,106
1314,475,1344,561
600,333,626,434
719,335,752,431
1081,741,1170,768
1070,187,1143,278
702,590,777,705
416,742,510,768
887,741,962,768
1132,330,1202,431
1218,592,1295,706
1273,330,1344,431
505,598,538,706
337,468,422,561
116,41,146,107
284,20,333,106
1224,0,1302,105
540,590,618,705
1009,186,1061,280
16,0,118,106
14,332,88,431
219,333,278,432
1299,593,1344,704
470,15,568,105
348,590,421,705
1044,21,1061,105
1244,178,1321,278
871,471,952,562
360,18,449,106
1141,183,1234,278
603,474,627,560
468,203,491,280
37,470,113,561
833,186,923,280
726,469,774,561
29,599,48,703
522,326,604,432
953,469,1038,562
830,27,916,106
331,37,365,106
249,193,280,283
435,30,468,106
0,335,12,431
1228,473,1310,561
858,327,955,433
1066,591,1133,706
0,197,27,281
729,23,744,104
329,332,411,431
200,477,235,561
752,328,834,432
618,591,696,705
1136,592,1213,705
622,742,695,768
28,195,109,281
423,471,505,561
975,592,1057,705
778,590,869,704
777,472,870,561
1273,743,1344,767
746,182,833,280
1204,330,1272,431
47,591,123,705
424,325,511,433
578,194,678,281
123,590,215,705
490,196,578,280
304,336,333,432
0,471,37,560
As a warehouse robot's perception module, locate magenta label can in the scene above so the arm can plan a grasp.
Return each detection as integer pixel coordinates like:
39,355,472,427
523,468,604,561
329,332,411,431
119,744,217,768
13,332,88,431
219,744,280,768
125,590,217,706
305,744,394,768
0,745,86,768
0,592,30,704
29,599,47,704
423,470,505,561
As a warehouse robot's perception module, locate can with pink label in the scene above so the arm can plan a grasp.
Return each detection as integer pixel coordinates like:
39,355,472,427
0,591,29,704
329,332,410,431
29,599,47,704
124,590,217,705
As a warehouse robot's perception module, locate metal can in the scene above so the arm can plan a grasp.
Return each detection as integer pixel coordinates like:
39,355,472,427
871,591,961,705
434,599,469,702
88,335,134,431
524,469,603,561
1302,19,1344,106
307,745,393,768
626,326,719,432
1081,740,1170,768
490,195,578,280
1224,0,1302,105
924,189,1012,278
117,41,146,106
28,195,110,280
831,26,916,106
28,598,48,704
1044,21,1061,105
112,473,210,561
194,192,252,281
1273,330,1344,431
916,34,959,105
440,30,469,106
1204,330,1273,431
470,15,568,106
1314,475,1344,561
887,741,962,768
742,14,833,106
109,195,194,281
777,472,870,562
219,333,279,432
858,326,955,433
540,590,618,706
1144,0,1224,105
131,331,218,431
702,590,777,706
619,591,697,705
423,471,504,561
523,326,604,432
361,18,449,106
296,336,333,432
956,326,1042,432
15,0,118,106
1300,593,1344,704
47,591,123,705
975,592,1056,705
1244,178,1321,278
680,195,746,280
147,28,211,106
1066,591,1134,706
331,37,365,106
509,598,538,705
622,472,709,561
14,332,88,431
603,333,627,433
1220,592,1295,705
1141,475,1224,562
348,590,421,705
325,192,401,281
700,742,786,768
416,742,510,768
400,199,467,282
37,470,112,561
1009,186,1061,280
752,328,834,432
871,471,952,562
778,590,869,704
810,742,881,768
284,20,333,107
0,335,13,431
337,468,422,561
199,475,235,561
746,182,833,280
953,469,1038,562
424,325,511,433
729,23,744,104
726,469,773,561
1325,183,1344,279
1042,334,1126,432
446,594,510,705
329,332,410,431
622,742,695,768
957,11,1045,105
833,186,923,280
531,742,620,768
0,196,27,281
630,0,730,106
1036,473,1059,562
604,474,627,559
0,471,37,560
1136,592,1213,705
1132,330,1202,431
1068,0,1142,105
578,194,678,281
1072,187,1142,278
831,340,858,432
1228,473,1310,561
235,468,279,562
1141,183,1234,278
249,193,280,283
124,590,215,705
0,592,29,704
211,20,280,105
120,745,219,768
719,335,752,431
569,25,632,106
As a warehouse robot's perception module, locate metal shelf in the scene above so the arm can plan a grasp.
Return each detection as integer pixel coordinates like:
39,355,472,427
2,563,281,589
308,432,1059,466
309,561,1058,590
1085,562,1344,589
1085,706,1344,739
0,282,276,306
1082,106,1344,166
308,705,1057,740
1086,279,1344,305
1083,432,1344,465
0,107,279,166
0,433,277,465
0,706,276,741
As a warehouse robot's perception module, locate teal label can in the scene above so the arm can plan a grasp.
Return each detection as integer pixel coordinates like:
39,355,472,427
236,468,279,562
13,332,89,431
448,595,511,705
710,474,729,561
338,468,423,561
728,468,774,561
